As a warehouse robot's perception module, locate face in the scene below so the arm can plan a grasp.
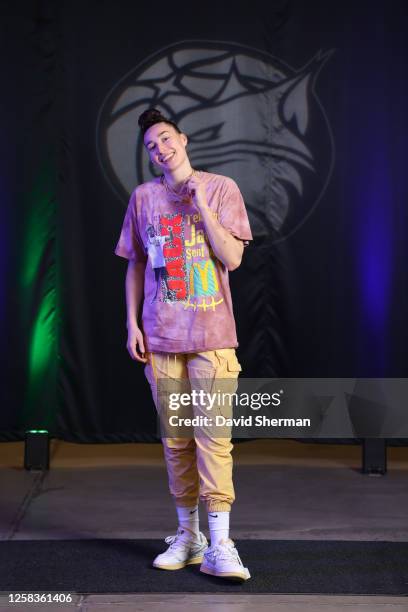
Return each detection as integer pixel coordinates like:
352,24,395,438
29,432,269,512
143,122,188,172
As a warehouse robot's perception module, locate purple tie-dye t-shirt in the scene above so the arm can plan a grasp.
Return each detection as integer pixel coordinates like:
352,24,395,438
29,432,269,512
114,170,253,353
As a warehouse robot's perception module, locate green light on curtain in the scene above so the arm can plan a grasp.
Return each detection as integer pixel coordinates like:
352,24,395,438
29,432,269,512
20,200,51,291
28,286,56,379
20,159,57,430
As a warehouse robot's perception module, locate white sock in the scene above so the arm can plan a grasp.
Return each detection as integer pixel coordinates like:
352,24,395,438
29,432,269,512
176,505,200,539
208,510,230,546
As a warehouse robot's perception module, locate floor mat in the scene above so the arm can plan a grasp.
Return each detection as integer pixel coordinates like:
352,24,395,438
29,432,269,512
1,539,407,594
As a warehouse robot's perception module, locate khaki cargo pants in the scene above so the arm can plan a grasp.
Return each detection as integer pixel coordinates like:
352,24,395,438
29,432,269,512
144,348,242,513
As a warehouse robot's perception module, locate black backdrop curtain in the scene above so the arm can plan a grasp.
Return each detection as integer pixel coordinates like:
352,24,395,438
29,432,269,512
1,0,408,442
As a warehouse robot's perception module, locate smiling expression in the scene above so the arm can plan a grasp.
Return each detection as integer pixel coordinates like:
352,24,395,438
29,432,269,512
144,122,189,171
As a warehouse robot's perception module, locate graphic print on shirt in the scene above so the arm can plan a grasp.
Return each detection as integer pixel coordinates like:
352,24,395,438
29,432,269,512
160,213,188,301
146,211,224,311
146,223,169,303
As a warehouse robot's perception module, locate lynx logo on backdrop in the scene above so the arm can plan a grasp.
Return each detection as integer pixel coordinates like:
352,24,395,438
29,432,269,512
96,42,334,242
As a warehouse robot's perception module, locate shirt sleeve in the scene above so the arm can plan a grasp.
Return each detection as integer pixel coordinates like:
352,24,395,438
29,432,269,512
218,178,253,247
114,190,147,262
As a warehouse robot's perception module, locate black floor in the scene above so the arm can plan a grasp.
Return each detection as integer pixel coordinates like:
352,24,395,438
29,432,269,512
1,539,407,595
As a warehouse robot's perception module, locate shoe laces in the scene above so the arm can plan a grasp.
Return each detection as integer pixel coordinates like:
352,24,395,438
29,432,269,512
164,528,194,550
206,540,242,564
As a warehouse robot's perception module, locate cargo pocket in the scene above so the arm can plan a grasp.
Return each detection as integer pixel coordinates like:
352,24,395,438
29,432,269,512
212,349,241,420
214,349,242,377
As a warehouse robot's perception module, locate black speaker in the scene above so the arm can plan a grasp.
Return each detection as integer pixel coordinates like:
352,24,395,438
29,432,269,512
362,439,387,475
24,431,50,470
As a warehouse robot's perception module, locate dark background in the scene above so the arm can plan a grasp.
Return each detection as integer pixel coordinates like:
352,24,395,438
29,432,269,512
1,0,407,442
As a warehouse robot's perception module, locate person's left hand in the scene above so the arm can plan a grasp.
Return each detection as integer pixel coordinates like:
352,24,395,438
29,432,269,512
187,175,208,211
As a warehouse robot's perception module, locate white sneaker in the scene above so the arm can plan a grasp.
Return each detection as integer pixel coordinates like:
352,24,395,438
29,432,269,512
153,527,208,570
200,538,251,581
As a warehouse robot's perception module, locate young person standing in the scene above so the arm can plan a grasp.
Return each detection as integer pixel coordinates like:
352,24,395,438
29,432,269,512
115,108,253,581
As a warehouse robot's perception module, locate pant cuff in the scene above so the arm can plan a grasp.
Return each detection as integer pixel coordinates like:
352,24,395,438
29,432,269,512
205,501,232,512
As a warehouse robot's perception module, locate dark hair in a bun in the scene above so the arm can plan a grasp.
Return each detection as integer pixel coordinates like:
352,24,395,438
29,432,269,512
138,108,181,136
